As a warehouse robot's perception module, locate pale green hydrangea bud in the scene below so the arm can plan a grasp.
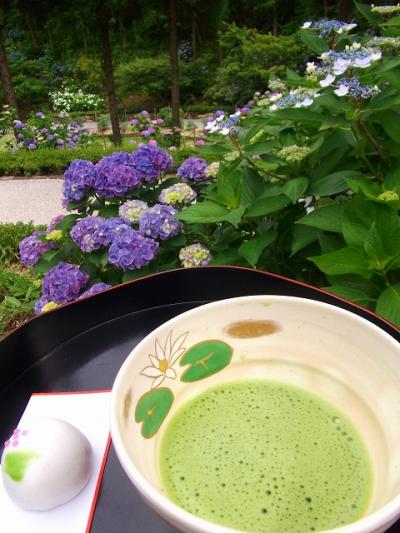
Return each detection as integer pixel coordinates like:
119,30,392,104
45,230,63,241
41,301,60,313
371,4,400,14
378,190,399,201
205,162,220,178
224,151,240,161
179,243,212,268
277,145,311,162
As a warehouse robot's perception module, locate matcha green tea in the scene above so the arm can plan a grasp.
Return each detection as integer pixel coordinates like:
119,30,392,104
160,381,372,533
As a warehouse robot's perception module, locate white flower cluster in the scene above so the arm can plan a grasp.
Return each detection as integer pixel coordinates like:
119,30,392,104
49,87,104,113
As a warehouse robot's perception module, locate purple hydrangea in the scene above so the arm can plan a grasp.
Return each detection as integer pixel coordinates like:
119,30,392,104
177,157,208,182
78,282,111,300
131,144,172,183
70,216,106,252
35,112,45,118
19,233,52,266
108,228,159,270
34,295,51,315
63,159,97,205
95,152,141,198
13,120,25,129
97,217,132,246
47,214,65,233
138,204,182,240
41,262,89,304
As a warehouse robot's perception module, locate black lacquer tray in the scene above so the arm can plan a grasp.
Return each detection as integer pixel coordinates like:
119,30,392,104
1,266,399,533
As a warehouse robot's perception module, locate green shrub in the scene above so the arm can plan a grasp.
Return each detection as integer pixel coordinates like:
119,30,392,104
115,53,216,105
0,142,210,176
0,222,45,265
0,267,39,338
115,55,171,103
208,24,304,104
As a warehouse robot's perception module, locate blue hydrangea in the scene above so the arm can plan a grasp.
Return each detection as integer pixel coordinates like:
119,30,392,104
334,78,380,100
41,262,89,304
119,199,149,223
131,144,172,183
19,232,52,266
97,217,132,246
108,228,159,270
95,152,141,198
63,159,97,205
138,204,183,240
78,282,111,299
70,216,106,252
321,47,382,75
302,19,357,37
177,157,208,182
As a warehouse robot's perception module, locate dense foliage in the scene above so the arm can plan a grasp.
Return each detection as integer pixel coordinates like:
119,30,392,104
0,1,353,111
208,24,304,104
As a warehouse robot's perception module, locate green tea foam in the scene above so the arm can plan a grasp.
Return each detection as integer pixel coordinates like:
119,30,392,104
160,380,372,533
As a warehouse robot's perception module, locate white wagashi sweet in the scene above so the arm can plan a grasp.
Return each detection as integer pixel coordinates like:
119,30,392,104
1,418,92,511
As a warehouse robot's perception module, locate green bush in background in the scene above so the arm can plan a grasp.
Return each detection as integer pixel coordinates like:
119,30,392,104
207,24,304,104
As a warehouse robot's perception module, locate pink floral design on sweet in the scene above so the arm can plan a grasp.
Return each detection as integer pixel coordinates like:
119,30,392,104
4,428,28,449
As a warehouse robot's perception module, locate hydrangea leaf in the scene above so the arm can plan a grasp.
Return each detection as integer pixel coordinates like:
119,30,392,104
135,388,174,439
180,340,233,382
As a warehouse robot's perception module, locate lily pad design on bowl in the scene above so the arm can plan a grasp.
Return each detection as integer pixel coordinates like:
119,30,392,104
180,340,233,382
135,388,174,439
136,331,234,437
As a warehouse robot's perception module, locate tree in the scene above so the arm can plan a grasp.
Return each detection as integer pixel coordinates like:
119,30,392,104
98,0,121,145
0,6,18,111
169,0,180,128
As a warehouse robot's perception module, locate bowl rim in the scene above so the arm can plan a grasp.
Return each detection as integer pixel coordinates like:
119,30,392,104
111,294,400,533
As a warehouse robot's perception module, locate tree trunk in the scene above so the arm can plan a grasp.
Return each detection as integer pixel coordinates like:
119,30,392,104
118,15,127,48
272,4,278,36
169,0,180,128
0,26,18,111
81,22,88,55
191,13,197,60
98,0,121,146
21,7,40,48
339,0,352,19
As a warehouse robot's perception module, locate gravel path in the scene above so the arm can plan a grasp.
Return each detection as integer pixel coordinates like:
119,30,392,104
0,178,66,225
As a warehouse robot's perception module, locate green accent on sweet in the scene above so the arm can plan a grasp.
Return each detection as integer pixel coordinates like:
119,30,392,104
3,451,39,482
160,380,372,533
135,387,174,438
180,340,233,382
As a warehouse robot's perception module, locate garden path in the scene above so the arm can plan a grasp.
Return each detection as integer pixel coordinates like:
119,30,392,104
0,178,65,224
